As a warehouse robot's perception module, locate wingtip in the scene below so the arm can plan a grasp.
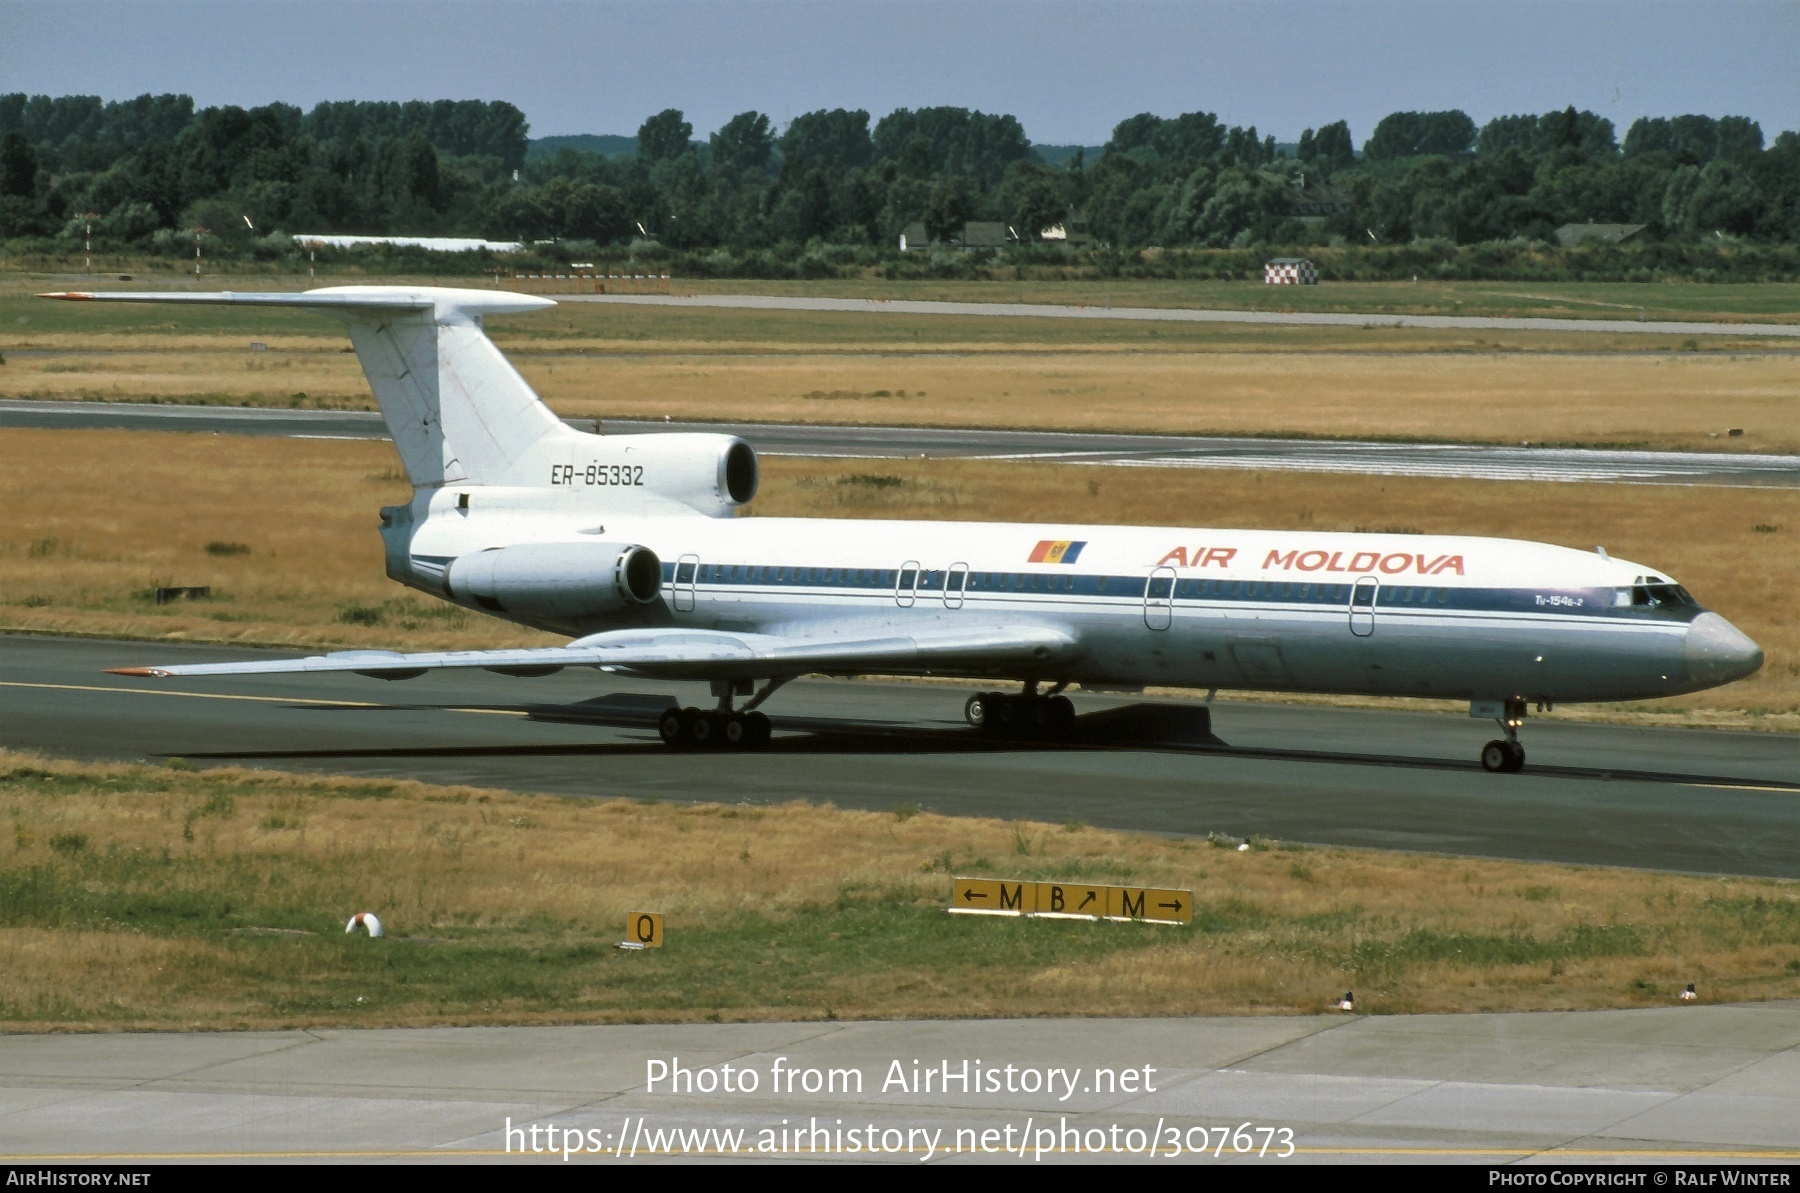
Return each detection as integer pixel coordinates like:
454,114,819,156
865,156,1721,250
37,291,94,300
106,667,168,677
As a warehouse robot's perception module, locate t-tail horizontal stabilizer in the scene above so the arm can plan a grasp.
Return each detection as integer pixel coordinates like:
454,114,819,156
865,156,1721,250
40,286,567,489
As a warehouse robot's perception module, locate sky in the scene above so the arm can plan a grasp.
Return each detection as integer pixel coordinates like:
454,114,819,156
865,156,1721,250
1,0,1795,146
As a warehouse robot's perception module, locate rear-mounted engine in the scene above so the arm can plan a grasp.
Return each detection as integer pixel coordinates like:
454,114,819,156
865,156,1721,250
446,541,662,620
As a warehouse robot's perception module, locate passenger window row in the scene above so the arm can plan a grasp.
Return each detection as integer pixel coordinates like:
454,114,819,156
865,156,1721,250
969,572,1080,592
1378,585,1453,606
1175,578,1453,606
1174,578,1355,601
692,564,901,586
679,565,1456,608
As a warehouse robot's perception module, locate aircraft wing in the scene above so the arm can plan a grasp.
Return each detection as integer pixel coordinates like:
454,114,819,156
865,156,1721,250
105,623,1077,682
40,289,432,312
37,286,555,317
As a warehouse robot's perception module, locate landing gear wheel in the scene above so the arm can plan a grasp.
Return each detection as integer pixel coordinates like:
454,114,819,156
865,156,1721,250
688,708,715,747
723,713,750,748
1481,740,1527,773
747,711,772,746
1480,697,1531,772
658,706,688,747
965,693,993,730
993,696,1018,730
971,692,1075,742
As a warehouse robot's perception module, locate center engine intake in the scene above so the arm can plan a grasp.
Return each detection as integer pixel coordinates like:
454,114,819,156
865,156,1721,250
567,433,758,517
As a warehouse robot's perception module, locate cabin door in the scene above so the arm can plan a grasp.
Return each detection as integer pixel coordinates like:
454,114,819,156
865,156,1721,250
943,563,968,609
1348,576,1378,637
673,554,700,612
1144,566,1176,630
895,560,920,607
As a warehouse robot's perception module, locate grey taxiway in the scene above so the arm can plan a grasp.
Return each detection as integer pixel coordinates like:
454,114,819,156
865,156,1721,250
4,635,1795,878
4,399,1796,487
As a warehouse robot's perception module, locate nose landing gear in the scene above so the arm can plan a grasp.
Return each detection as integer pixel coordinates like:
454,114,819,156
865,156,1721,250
1479,698,1528,773
1480,738,1524,773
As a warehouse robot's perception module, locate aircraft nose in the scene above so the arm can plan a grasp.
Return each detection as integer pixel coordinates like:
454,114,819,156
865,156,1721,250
1683,612,1764,687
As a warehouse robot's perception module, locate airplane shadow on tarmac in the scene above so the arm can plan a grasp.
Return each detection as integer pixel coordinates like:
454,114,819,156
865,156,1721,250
165,696,1798,793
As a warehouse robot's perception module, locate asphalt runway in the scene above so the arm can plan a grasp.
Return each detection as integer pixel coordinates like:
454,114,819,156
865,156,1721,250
4,1006,1796,1162
0,398,596,441
5,399,1795,486
4,635,1796,878
567,291,1800,339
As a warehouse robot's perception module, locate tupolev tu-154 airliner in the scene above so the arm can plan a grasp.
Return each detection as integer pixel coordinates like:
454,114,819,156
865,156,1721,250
47,286,1763,772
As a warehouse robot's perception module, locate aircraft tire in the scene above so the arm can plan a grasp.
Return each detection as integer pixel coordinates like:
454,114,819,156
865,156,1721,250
1046,695,1076,737
689,709,716,747
993,696,1018,730
964,693,992,729
723,713,750,748
1504,743,1526,772
1480,740,1511,772
748,711,772,746
658,707,686,747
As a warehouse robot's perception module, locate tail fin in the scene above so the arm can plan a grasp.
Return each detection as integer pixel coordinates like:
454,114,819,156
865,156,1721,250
40,285,573,488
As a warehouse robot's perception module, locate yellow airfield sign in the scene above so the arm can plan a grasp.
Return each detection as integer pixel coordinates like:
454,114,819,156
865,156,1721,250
1107,885,1191,924
951,878,1034,913
1035,881,1106,917
626,911,664,947
949,878,1191,925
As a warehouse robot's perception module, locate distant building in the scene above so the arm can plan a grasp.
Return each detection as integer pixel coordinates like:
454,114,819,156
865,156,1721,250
1265,257,1319,285
1039,211,1096,250
1554,223,1646,247
294,234,525,253
898,220,1014,252
959,221,1010,250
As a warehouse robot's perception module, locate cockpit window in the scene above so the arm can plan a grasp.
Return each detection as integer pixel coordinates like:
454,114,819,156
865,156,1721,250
1617,583,1697,610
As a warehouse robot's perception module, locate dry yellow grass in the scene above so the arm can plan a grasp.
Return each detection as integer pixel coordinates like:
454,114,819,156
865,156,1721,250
0,428,558,652
1,347,371,407
533,350,1800,454
2,748,1795,1029
1,428,1792,722
7,344,1796,453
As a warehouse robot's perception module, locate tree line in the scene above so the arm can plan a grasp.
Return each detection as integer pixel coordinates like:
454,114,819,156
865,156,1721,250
1,93,1795,274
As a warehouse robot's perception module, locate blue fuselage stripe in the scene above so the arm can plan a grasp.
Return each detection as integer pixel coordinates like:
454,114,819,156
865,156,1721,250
658,562,1700,625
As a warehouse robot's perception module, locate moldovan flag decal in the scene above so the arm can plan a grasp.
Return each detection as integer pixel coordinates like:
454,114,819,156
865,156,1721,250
1029,540,1087,564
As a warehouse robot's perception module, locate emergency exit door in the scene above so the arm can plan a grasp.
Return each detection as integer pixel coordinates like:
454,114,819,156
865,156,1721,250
1348,576,1378,637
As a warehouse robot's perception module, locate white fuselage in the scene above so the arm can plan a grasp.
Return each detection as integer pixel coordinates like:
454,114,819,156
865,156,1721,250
387,485,1754,705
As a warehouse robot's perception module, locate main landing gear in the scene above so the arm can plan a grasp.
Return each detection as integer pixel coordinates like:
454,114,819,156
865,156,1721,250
964,681,1076,741
658,677,787,750
658,706,770,749
1480,697,1529,773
